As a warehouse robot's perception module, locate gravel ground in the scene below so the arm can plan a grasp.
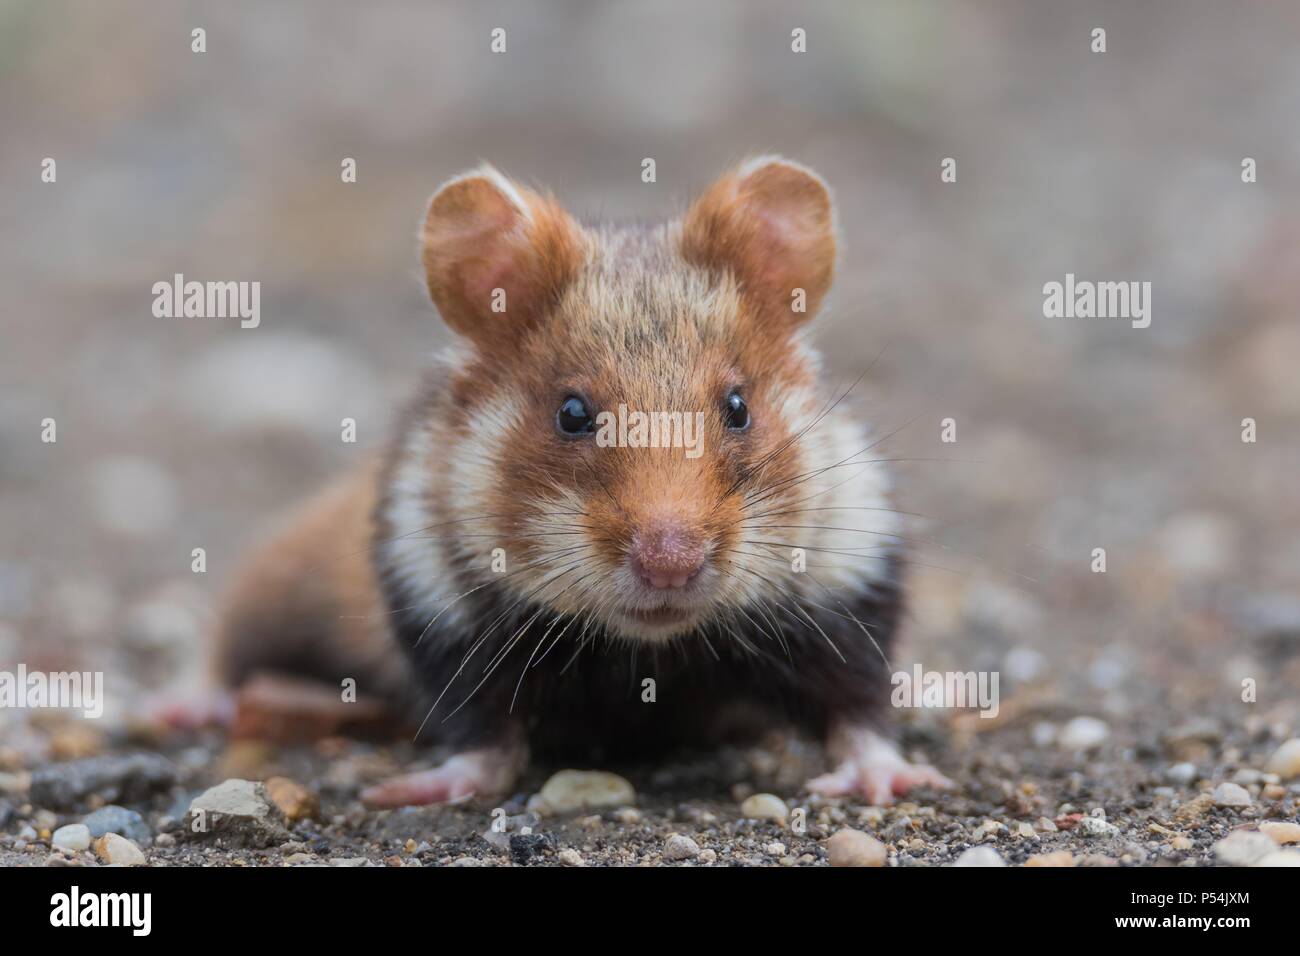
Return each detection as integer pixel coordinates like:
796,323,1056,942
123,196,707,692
2,674,1298,867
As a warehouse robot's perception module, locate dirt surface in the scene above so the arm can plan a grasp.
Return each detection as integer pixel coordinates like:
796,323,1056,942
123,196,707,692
3,2,1300,866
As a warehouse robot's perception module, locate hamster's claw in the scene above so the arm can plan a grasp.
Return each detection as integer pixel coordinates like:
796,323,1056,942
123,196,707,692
360,744,524,808
806,759,952,806
805,724,952,806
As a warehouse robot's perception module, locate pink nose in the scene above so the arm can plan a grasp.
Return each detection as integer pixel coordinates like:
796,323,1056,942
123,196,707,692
630,523,706,589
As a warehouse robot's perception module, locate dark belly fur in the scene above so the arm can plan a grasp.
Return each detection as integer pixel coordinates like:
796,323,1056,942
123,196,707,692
380,558,903,762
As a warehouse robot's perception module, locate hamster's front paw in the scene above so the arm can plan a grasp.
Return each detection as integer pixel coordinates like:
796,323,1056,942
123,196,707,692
360,742,525,808
805,723,952,806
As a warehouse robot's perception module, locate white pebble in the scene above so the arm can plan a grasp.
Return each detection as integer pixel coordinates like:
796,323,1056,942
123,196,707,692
536,770,636,814
1212,830,1277,866
951,846,1006,867
51,824,91,852
1265,738,1300,780
1058,716,1109,751
1212,782,1252,808
739,793,788,822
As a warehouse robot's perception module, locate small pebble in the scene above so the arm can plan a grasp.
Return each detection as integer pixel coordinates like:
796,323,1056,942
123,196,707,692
698,848,717,864
826,828,886,867
1171,836,1193,851
951,846,1006,867
536,770,636,814
1212,830,1277,866
81,805,151,845
1166,762,1197,785
265,776,319,822
662,833,701,861
1253,851,1300,867
1024,851,1074,867
764,841,786,856
1079,816,1120,838
739,793,788,823
1258,821,1300,845
557,848,584,867
51,824,91,852
1212,782,1252,808
1265,739,1300,780
1058,716,1109,751
93,833,146,867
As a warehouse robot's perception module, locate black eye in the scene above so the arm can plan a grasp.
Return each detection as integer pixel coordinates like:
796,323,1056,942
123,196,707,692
556,395,595,436
723,390,750,431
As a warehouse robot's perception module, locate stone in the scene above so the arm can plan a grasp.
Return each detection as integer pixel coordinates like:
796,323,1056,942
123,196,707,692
1264,739,1300,779
1058,716,1109,752
82,805,151,845
29,754,177,810
1174,793,1216,824
265,776,319,822
1258,821,1300,844
1025,851,1074,867
1079,816,1120,838
1212,782,1252,808
186,778,291,847
1166,762,1197,785
535,770,636,814
826,828,886,867
93,833,146,866
739,793,788,822
951,846,1005,867
1212,830,1277,866
663,833,701,861
557,848,584,867
1253,850,1300,867
51,824,91,852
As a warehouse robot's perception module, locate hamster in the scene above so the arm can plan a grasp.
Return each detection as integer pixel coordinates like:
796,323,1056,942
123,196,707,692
214,156,951,807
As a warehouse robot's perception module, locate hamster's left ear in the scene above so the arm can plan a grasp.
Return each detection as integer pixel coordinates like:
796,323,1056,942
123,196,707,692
680,156,836,324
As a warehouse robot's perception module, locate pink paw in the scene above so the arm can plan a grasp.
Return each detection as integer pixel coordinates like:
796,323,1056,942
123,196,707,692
807,759,952,805
805,724,952,805
137,690,235,732
360,746,524,808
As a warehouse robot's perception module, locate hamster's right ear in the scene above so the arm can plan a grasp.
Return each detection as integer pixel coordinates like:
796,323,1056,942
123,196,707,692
420,166,586,344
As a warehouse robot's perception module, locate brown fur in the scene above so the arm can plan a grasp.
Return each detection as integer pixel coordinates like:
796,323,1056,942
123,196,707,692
214,458,409,699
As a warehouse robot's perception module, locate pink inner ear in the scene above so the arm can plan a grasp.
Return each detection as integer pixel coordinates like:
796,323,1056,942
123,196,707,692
460,243,519,313
438,193,530,319
749,204,806,286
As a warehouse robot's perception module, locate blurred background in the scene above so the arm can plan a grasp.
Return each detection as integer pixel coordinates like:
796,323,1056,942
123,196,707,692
2,0,1298,755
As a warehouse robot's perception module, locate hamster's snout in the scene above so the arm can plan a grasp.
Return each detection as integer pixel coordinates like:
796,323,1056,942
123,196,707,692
628,520,708,590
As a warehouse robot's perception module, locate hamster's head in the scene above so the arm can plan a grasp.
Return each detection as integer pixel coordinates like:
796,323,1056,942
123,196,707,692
415,157,896,644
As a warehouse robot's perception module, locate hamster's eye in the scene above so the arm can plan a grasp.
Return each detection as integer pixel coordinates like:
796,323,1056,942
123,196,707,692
723,390,750,431
556,396,595,436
